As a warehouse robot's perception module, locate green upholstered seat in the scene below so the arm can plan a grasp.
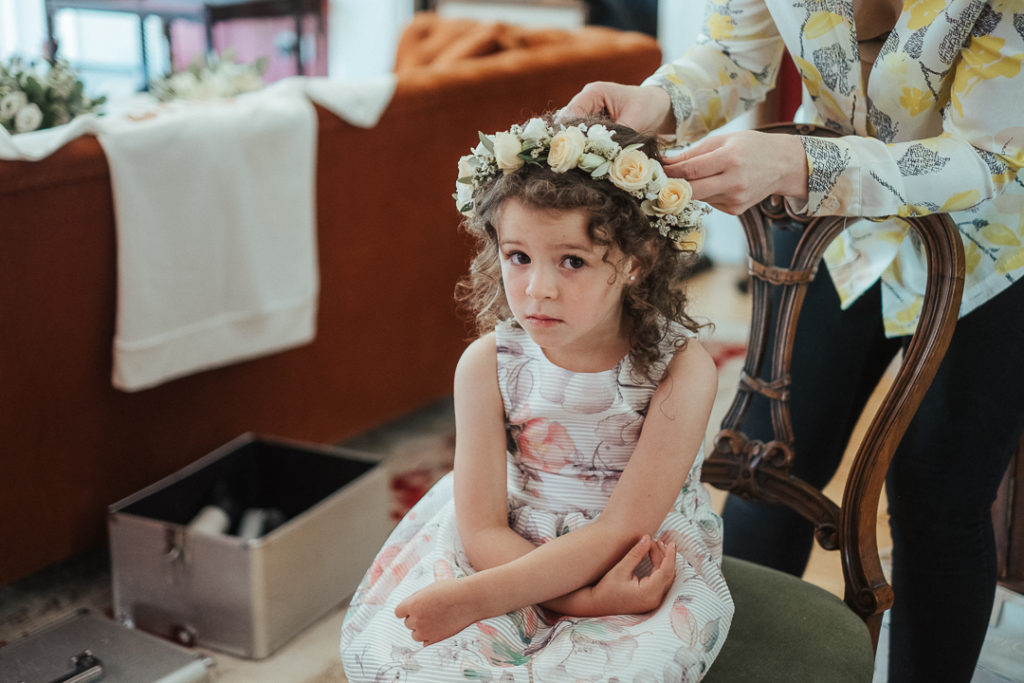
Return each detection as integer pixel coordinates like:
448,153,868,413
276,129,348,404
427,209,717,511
704,556,875,683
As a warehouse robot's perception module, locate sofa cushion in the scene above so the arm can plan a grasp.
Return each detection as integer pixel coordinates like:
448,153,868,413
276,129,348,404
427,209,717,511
394,12,593,72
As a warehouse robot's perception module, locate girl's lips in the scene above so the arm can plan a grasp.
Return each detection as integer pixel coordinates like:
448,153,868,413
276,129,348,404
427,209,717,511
526,314,561,326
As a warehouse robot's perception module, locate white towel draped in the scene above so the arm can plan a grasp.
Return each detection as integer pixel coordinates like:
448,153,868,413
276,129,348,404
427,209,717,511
0,74,396,391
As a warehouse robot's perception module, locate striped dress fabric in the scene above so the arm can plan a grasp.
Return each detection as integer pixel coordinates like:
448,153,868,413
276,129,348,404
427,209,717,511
340,320,733,682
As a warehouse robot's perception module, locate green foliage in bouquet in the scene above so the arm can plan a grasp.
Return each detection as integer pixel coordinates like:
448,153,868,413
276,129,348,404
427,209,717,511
149,49,268,102
0,57,105,134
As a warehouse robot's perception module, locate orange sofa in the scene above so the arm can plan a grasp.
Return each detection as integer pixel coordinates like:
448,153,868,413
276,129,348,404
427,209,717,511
0,14,661,585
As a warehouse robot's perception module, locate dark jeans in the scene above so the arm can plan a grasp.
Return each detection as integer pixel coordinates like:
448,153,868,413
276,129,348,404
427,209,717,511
720,225,1024,682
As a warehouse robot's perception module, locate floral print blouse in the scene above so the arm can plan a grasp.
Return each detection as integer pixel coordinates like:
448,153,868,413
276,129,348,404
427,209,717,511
646,0,1023,336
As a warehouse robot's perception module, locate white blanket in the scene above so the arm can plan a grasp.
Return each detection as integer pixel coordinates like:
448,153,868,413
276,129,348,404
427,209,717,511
0,75,396,391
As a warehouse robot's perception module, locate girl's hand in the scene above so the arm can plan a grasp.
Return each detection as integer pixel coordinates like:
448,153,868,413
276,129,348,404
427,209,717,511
560,82,675,136
664,130,809,215
588,535,677,615
394,579,485,646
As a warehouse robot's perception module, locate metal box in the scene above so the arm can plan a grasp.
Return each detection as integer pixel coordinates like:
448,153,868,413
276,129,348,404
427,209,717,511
0,609,212,682
108,434,391,659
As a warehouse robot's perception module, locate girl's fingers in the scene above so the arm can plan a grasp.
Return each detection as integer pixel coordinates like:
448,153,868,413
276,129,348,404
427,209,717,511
649,538,666,567
621,534,652,573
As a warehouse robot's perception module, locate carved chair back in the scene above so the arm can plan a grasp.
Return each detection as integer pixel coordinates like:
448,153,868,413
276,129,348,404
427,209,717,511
700,123,966,647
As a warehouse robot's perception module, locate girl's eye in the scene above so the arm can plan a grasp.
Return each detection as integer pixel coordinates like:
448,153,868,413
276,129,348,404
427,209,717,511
563,255,586,270
507,251,530,265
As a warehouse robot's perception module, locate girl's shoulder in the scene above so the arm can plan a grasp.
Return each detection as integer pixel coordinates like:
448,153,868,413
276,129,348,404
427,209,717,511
627,318,700,385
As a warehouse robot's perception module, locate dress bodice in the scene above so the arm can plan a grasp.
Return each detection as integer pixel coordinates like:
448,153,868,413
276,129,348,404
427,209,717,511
495,320,699,515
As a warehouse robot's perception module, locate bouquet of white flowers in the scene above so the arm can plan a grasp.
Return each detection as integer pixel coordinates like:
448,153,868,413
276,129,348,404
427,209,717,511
149,49,267,102
0,57,105,134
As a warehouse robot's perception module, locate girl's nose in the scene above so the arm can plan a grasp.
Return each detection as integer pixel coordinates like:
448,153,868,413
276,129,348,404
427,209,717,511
525,266,556,300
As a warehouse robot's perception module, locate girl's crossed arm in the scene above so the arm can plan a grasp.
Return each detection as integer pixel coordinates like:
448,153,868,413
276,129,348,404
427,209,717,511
395,333,718,645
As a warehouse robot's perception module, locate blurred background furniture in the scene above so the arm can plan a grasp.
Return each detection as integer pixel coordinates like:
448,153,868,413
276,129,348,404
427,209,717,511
700,124,966,682
0,12,661,586
44,0,325,87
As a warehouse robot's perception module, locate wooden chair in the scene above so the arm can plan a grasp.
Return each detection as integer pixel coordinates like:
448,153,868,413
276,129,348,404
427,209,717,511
701,124,965,682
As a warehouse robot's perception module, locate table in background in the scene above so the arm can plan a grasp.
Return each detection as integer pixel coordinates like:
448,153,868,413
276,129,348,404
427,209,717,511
44,0,324,86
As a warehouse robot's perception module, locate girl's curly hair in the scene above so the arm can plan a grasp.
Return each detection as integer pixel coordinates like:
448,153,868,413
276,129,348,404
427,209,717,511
455,115,705,383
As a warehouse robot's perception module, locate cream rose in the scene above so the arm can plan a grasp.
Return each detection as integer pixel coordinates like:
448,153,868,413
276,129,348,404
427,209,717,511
608,148,654,193
493,131,524,172
676,226,706,253
650,178,693,215
547,127,586,173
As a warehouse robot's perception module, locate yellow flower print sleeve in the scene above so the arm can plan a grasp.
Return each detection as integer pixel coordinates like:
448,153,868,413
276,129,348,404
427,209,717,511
643,0,786,143
646,0,1024,337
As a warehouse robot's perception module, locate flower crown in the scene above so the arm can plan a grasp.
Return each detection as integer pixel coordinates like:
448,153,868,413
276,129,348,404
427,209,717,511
455,118,709,250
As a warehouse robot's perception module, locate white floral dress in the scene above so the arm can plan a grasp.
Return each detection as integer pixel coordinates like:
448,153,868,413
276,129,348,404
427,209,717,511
340,321,733,682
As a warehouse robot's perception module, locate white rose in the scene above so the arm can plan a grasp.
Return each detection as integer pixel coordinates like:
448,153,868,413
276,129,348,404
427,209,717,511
547,127,586,173
608,148,654,193
14,102,42,133
493,131,524,172
0,91,27,119
457,155,476,181
649,178,693,215
520,117,549,143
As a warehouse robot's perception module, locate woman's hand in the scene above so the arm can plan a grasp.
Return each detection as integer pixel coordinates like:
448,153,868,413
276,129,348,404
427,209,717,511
560,82,675,136
665,130,809,215
395,578,487,646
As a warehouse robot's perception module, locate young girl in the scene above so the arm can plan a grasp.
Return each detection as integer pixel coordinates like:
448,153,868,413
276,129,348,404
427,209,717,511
340,115,733,682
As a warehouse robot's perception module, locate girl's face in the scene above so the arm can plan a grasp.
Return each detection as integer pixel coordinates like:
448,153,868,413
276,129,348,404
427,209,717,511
496,198,637,372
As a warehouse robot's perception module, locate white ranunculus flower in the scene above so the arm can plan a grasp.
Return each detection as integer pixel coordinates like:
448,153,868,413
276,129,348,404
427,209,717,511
547,126,586,173
586,124,619,156
14,102,42,133
520,117,549,143
577,152,607,172
608,148,654,193
0,91,27,119
493,131,524,172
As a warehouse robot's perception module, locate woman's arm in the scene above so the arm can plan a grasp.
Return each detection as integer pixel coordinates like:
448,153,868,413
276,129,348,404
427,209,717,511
396,338,719,644
561,0,785,143
644,0,786,144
